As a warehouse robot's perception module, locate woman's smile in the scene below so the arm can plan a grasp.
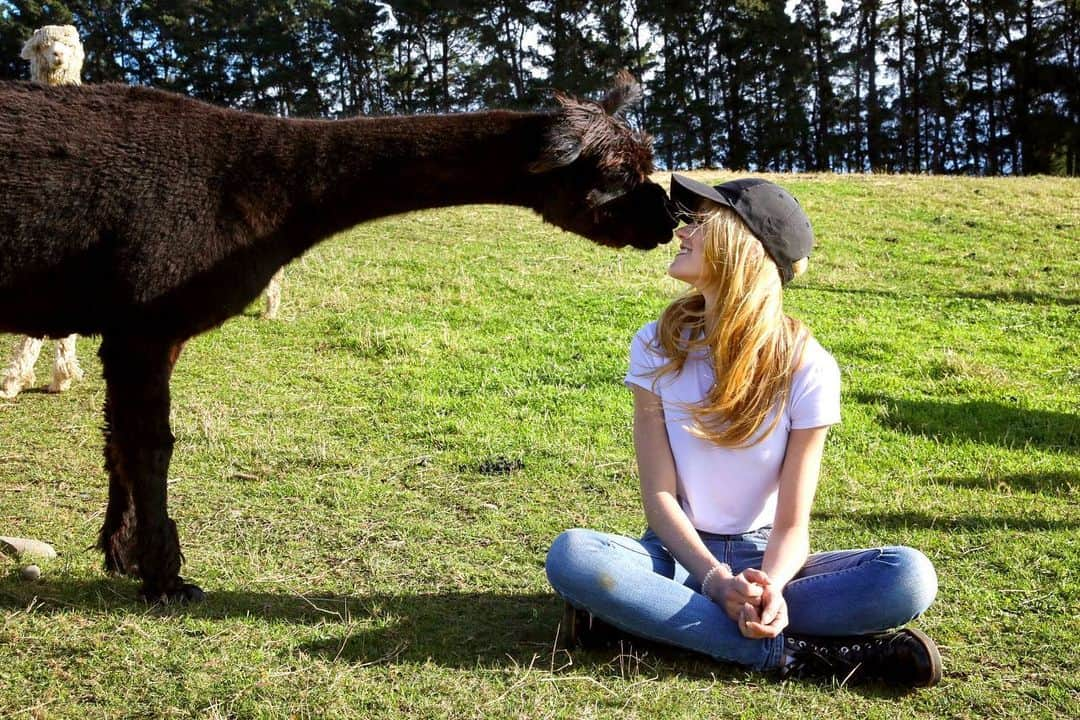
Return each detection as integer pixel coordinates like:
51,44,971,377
669,224,704,284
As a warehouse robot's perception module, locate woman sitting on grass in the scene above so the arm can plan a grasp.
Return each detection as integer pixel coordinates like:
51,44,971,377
545,175,942,688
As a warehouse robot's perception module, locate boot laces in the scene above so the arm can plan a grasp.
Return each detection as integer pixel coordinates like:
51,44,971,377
783,634,891,679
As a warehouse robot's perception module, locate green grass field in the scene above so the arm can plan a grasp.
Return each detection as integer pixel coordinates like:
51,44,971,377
0,173,1076,719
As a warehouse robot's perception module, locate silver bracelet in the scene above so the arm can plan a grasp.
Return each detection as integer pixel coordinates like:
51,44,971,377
700,562,731,599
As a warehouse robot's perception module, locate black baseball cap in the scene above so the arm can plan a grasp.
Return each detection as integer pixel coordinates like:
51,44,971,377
670,175,814,284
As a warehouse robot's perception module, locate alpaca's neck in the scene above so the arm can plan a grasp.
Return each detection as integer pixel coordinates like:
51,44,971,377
274,111,553,244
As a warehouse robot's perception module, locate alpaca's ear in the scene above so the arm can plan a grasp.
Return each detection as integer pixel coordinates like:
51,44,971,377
599,70,643,117
20,34,38,60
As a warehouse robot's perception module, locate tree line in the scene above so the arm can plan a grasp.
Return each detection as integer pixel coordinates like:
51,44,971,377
1,0,1076,175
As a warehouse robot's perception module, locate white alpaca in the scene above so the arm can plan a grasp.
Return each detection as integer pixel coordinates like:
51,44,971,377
20,25,83,86
0,25,86,399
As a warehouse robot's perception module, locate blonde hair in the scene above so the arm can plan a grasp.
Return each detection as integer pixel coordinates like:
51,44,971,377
650,208,809,448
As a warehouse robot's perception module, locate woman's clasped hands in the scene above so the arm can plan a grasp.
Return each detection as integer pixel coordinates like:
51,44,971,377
707,567,789,639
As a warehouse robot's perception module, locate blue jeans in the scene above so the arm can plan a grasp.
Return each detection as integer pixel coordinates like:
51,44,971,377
545,527,938,671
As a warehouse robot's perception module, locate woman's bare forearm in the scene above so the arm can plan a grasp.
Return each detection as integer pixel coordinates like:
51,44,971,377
760,525,809,588
761,426,829,588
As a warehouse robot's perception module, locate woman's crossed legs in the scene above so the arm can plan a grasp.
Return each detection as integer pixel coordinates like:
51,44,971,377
545,527,937,671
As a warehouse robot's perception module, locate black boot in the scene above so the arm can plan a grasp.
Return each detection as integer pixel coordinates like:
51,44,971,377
557,601,625,650
780,628,942,688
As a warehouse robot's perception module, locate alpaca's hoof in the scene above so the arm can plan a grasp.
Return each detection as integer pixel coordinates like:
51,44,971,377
0,373,33,398
48,370,82,393
139,581,205,605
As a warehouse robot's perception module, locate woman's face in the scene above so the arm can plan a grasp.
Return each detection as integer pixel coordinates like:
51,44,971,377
668,223,706,287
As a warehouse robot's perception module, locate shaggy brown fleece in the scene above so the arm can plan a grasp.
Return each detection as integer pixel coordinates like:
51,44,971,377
0,72,675,601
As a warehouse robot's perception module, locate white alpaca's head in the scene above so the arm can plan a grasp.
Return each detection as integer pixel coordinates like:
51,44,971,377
21,25,84,87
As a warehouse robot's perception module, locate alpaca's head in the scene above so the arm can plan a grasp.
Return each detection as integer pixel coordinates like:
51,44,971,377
530,71,675,250
21,25,84,87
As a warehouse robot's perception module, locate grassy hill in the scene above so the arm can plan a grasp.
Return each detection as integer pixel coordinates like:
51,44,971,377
0,172,1076,718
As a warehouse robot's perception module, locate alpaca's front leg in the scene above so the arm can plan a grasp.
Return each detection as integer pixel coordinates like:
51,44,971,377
98,391,138,576
98,335,203,603
0,336,44,398
48,334,84,393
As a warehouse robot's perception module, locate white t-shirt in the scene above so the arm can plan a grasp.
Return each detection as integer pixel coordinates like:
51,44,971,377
624,321,841,535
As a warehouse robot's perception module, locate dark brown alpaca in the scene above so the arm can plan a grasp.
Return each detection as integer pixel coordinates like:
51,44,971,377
0,72,674,602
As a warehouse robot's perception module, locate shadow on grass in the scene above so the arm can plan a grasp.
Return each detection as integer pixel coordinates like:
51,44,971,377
855,393,1078,453
929,471,1079,497
817,510,1077,532
953,289,1079,307
798,283,1079,307
795,284,906,300
0,576,913,696
0,576,719,675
